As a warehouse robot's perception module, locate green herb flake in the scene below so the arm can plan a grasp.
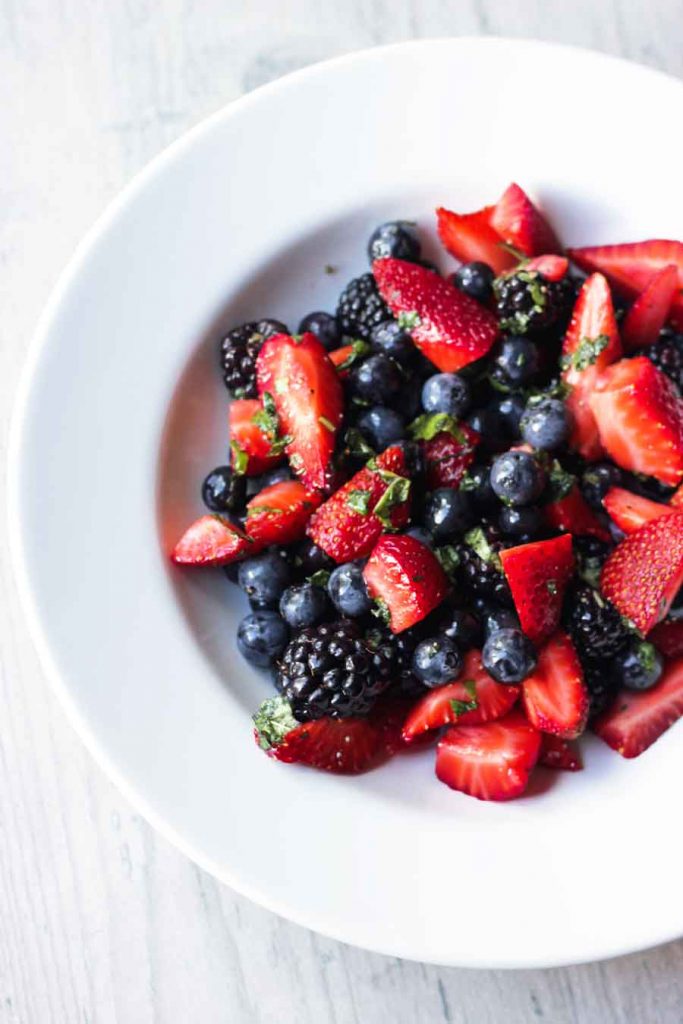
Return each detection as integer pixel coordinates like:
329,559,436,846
344,427,375,460
637,642,658,674
397,310,422,331
324,264,337,275
252,391,280,437
230,440,249,476
408,412,469,444
372,597,392,625
346,489,372,516
308,569,331,588
374,473,411,530
435,544,461,576
336,339,371,371
464,526,502,571
546,579,558,595
319,415,336,433
548,459,576,501
562,334,610,373
450,696,478,717
246,504,281,519
252,696,297,750
463,678,477,701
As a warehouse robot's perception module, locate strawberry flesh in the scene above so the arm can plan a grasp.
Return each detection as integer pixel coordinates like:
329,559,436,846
538,734,583,771
621,264,679,351
649,619,683,659
490,182,561,257
522,631,589,739
363,534,450,633
422,424,479,489
245,480,322,547
544,483,611,541
172,515,253,566
500,534,575,645
602,486,674,535
522,254,569,281
436,205,516,275
592,655,683,758
229,398,284,476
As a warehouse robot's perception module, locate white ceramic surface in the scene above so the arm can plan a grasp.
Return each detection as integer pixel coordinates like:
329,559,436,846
8,38,683,968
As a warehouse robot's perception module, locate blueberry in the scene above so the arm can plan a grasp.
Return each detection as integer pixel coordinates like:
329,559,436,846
451,261,495,303
490,451,546,507
412,636,463,687
421,373,471,417
368,221,421,264
613,641,663,691
201,465,247,513
491,336,539,389
482,628,536,684
237,611,289,667
434,605,482,649
467,406,506,450
298,311,341,350
349,353,403,405
498,505,542,539
357,406,406,450
464,463,498,510
475,602,521,638
520,398,571,451
370,320,415,363
223,563,241,583
424,489,474,539
238,550,291,609
405,526,434,548
279,583,330,629
292,539,334,578
581,462,623,510
246,464,293,497
328,562,372,617
490,393,526,439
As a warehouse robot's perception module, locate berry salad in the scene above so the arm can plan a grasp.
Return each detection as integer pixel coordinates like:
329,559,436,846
171,182,683,801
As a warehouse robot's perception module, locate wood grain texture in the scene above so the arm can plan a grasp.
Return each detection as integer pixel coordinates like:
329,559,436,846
2,1,683,1021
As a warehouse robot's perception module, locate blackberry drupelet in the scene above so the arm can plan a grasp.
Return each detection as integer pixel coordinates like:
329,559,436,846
642,329,683,394
220,319,288,397
458,524,513,607
276,619,396,721
565,584,632,664
493,270,574,335
336,273,392,341
582,658,620,718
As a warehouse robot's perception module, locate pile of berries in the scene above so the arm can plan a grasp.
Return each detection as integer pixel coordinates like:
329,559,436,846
172,181,683,801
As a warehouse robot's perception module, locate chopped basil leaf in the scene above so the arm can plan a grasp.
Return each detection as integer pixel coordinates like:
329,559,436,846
336,339,371,371
464,526,502,571
561,334,610,373
397,310,421,331
346,489,372,515
230,439,249,476
344,427,375,459
435,544,461,576
371,597,391,625
252,696,297,750
374,474,411,530
408,412,469,443
308,569,331,588
319,415,336,433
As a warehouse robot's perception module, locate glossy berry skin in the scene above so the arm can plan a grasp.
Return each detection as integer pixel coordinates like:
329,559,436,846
405,526,434,548
201,465,247,513
370,319,415,363
490,451,546,507
237,611,289,667
237,550,291,609
421,373,471,417
498,505,542,539
292,539,334,578
467,407,505,450
465,464,498,510
520,398,570,451
279,583,330,629
433,604,482,649
357,406,406,450
491,336,539,389
482,628,537,685
367,221,421,264
412,636,463,687
581,462,623,510
491,393,525,439
220,318,288,398
349,353,403,405
612,641,664,692
298,311,341,351
424,489,474,540
337,273,391,342
327,562,372,618
451,261,494,303
478,603,521,638
246,464,293,497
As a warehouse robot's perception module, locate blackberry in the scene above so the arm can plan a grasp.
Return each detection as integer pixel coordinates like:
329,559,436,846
642,329,683,394
494,270,574,335
220,319,288,397
276,620,396,721
387,626,427,698
565,584,631,664
458,524,513,607
337,273,391,341
582,658,620,718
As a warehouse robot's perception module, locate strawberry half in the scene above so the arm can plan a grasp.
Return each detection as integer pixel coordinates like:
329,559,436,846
600,511,683,633
538,734,583,771
229,398,284,477
256,332,343,492
521,631,589,739
171,515,253,566
372,258,499,372
421,421,479,489
649,619,683,659
436,205,516,275
592,655,683,758
435,710,541,801
671,484,683,509
402,649,519,742
499,534,575,645
621,264,679,351
602,486,673,535
363,534,450,633
490,182,561,257
245,480,322,547
561,273,621,461
522,254,569,281
568,240,683,330
589,356,683,485
544,483,611,541
307,445,411,563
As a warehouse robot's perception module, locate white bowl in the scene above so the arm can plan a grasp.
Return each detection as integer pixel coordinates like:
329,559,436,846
9,38,683,968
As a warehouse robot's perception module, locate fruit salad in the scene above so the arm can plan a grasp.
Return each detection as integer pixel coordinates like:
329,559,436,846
171,182,683,801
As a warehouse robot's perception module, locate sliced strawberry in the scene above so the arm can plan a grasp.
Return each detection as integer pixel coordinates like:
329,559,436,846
436,205,516,275
328,340,371,378
589,356,683,485
600,511,683,633
229,398,284,477
521,631,589,739
490,182,561,257
435,710,541,801
522,254,569,281
421,422,479,489
621,264,679,351
649,619,683,659
245,480,322,547
171,515,253,566
568,240,683,329
402,648,519,742
363,535,450,633
538,734,583,771
372,258,499,372
561,273,621,461
592,655,683,758
256,332,343,492
671,484,683,508
499,534,575,645
307,445,411,563
602,486,673,534
544,483,611,541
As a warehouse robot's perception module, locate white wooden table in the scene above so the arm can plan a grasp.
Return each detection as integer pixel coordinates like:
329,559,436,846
2,3,683,1021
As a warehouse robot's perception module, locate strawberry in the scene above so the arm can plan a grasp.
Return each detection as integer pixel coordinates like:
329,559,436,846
402,649,519,742
544,483,611,541
245,480,322,547
328,340,371,377
522,254,569,281
589,357,683,485
568,240,683,330
621,264,679,351
538,734,583,771
435,710,541,801
307,446,411,563
363,534,450,633
171,515,253,566
561,273,621,461
229,398,284,477
671,484,683,509
649,619,683,659
436,205,516,275
490,182,561,257
256,332,343,492
420,421,479,489
592,655,683,758
499,534,575,645
600,511,683,633
521,631,589,739
602,486,673,535
372,258,499,372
